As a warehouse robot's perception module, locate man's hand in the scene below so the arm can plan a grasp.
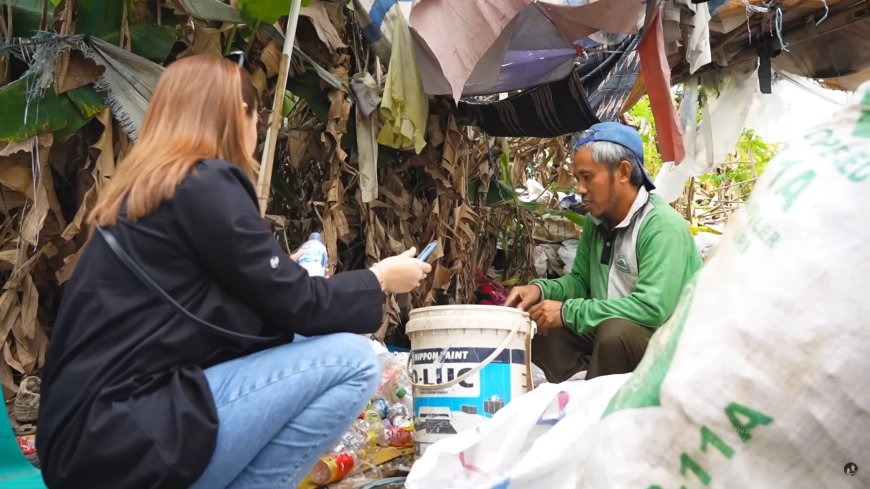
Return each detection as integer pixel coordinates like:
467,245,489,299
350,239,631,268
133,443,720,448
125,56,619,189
529,300,565,336
505,284,542,311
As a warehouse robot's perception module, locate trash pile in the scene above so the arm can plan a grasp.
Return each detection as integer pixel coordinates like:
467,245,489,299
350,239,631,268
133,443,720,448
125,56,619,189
299,350,416,488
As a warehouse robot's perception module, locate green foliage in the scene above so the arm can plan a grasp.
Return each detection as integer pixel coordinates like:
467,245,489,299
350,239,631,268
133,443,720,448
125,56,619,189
128,23,179,63
626,95,663,178
0,76,96,142
73,1,179,63
175,0,245,23
698,129,776,200
75,0,124,39
66,85,106,119
8,0,53,38
626,93,777,202
286,70,330,123
237,0,310,24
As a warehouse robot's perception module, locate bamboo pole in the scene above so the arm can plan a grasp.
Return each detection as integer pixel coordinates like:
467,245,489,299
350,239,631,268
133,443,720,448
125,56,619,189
257,0,303,217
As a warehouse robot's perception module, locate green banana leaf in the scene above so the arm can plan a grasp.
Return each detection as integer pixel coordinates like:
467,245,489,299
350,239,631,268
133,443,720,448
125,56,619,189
75,0,123,40
549,209,586,227
176,0,245,23
67,85,106,118
9,0,53,38
286,70,329,123
128,23,178,63
0,76,94,142
74,0,178,63
237,0,310,24
486,181,519,206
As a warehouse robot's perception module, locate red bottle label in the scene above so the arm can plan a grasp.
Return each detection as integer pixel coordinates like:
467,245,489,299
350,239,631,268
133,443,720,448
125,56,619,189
322,451,355,482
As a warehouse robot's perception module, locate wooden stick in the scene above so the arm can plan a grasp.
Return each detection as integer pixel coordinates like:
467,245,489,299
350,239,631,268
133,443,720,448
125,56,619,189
257,0,303,217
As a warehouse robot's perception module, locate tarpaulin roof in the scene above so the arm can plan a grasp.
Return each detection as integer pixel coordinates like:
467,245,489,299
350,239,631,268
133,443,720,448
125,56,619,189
671,0,870,90
354,0,646,101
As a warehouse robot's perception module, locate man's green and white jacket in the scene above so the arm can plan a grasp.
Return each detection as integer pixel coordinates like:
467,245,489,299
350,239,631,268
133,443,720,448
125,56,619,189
532,188,702,334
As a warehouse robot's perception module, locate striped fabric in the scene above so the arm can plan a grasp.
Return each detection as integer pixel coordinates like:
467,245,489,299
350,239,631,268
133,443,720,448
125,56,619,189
581,35,642,122
459,68,599,138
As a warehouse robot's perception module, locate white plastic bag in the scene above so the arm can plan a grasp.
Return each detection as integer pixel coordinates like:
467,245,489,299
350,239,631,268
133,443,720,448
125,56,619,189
558,239,579,276
405,375,629,489
408,82,870,489
574,82,870,489
533,245,549,277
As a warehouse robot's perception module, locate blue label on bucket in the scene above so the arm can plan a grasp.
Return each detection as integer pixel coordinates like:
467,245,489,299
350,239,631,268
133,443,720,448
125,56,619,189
411,347,528,449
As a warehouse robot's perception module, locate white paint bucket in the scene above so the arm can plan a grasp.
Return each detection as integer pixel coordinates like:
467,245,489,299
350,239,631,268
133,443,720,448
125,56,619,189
406,305,535,457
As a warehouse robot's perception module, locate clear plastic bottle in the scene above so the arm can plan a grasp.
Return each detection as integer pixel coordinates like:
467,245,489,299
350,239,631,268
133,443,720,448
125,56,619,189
297,232,328,277
367,420,388,447
395,387,413,416
338,419,369,452
309,419,369,484
387,401,408,421
377,353,411,404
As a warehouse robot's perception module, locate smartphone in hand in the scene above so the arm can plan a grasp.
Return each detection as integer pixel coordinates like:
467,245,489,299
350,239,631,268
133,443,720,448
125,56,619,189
417,242,438,262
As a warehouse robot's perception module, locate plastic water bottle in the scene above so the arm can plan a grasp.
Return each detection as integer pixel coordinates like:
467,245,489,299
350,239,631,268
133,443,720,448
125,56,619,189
297,232,328,277
395,387,413,415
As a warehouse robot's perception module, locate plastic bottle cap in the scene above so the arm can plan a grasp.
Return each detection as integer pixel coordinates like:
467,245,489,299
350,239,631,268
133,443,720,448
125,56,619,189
396,387,407,398
309,232,324,243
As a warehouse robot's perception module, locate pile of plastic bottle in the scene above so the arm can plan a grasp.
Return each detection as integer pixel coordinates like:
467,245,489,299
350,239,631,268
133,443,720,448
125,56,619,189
307,352,414,486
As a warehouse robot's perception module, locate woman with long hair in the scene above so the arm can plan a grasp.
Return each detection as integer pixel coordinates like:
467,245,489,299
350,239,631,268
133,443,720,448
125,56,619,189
36,55,430,489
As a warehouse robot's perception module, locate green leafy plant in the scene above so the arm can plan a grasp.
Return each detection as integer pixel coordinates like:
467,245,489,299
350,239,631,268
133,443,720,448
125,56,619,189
627,95,664,179
626,93,777,216
237,0,310,24
698,129,776,200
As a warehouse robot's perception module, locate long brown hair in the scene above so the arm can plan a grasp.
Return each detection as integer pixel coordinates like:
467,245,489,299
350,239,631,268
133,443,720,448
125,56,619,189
90,55,259,226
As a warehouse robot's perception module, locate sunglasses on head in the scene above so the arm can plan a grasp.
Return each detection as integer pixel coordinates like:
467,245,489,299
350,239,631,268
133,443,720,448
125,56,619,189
225,50,245,68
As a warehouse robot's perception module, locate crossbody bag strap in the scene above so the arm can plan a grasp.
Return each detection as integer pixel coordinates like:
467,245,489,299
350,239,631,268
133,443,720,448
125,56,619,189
97,226,280,344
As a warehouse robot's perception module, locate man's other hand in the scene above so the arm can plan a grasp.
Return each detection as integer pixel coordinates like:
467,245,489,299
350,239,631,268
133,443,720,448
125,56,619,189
505,285,542,311
529,300,564,335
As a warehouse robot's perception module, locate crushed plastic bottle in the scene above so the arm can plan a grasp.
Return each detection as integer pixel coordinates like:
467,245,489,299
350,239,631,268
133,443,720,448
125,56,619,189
307,352,418,485
377,352,411,404
387,402,412,429
370,397,390,420
335,419,369,453
309,450,355,485
363,409,382,425
367,423,388,447
297,232,328,277
386,402,408,420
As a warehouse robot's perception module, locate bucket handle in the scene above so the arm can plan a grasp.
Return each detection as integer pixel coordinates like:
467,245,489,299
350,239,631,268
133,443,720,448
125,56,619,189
407,320,533,390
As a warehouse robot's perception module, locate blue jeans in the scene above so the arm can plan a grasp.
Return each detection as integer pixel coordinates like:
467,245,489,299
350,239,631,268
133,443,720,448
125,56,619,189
190,333,380,489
